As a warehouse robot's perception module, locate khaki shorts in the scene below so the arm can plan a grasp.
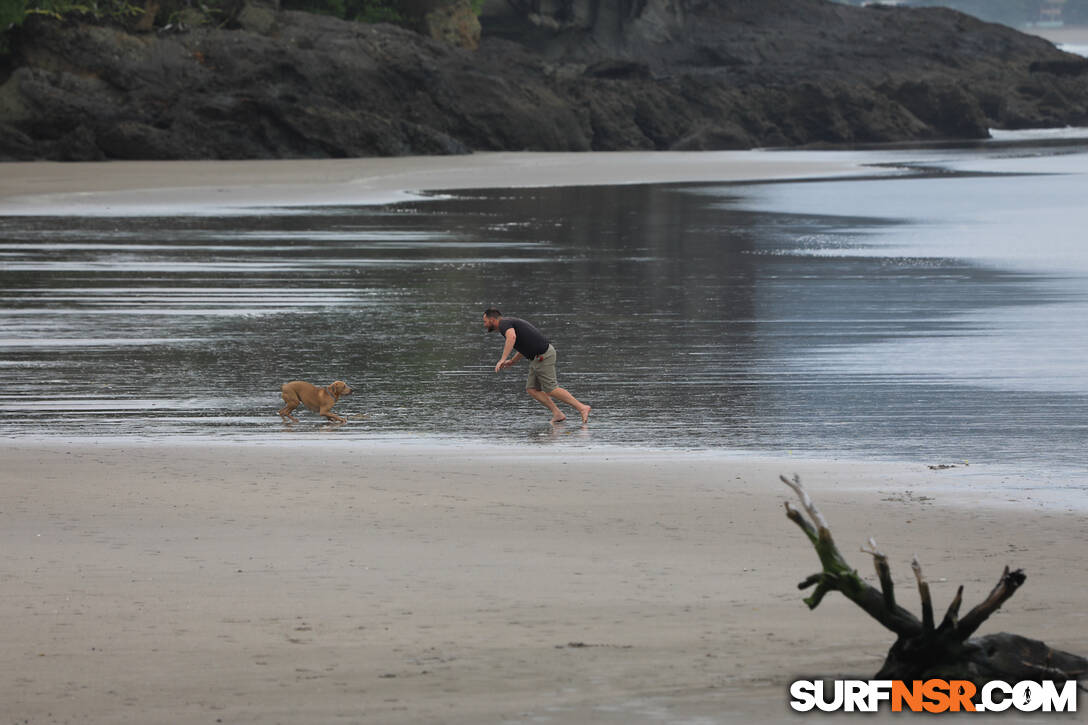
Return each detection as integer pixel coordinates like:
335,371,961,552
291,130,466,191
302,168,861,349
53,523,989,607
526,345,558,392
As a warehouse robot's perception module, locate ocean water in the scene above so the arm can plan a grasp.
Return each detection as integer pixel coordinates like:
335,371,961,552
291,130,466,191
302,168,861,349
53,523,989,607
1,140,1087,479
1057,42,1088,57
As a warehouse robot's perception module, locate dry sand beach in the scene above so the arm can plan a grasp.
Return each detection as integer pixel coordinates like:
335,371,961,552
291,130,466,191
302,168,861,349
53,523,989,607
3,442,1087,724
2,153,1087,723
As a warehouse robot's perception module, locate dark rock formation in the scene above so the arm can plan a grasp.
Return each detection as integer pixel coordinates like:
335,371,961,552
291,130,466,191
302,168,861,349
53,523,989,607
1,0,1087,160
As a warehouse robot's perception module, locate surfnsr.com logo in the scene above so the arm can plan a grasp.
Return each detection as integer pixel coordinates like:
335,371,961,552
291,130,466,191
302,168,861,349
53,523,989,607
789,679,1079,713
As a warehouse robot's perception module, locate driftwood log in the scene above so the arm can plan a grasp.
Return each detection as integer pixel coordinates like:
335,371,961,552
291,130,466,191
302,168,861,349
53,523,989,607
782,475,1087,684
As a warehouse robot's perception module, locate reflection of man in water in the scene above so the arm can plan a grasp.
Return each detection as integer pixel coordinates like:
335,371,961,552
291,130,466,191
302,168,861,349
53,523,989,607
484,308,591,424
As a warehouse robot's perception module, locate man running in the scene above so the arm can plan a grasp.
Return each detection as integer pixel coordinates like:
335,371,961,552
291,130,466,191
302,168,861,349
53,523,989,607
483,308,591,424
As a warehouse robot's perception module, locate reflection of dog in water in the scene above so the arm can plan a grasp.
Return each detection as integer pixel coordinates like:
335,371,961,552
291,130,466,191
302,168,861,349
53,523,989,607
278,380,353,424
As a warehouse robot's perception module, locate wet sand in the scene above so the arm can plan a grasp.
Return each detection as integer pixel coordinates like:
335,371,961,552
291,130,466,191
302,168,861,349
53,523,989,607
2,153,1085,721
2,441,1085,723
0,150,879,215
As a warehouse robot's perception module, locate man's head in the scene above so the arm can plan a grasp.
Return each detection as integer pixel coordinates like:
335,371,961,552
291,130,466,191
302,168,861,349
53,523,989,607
483,308,502,332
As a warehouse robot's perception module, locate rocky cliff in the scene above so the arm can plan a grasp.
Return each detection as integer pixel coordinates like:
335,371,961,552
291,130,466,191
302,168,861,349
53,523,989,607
1,0,1086,160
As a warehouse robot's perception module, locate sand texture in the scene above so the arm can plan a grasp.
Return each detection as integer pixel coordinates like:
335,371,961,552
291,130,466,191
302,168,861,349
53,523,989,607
2,442,1085,723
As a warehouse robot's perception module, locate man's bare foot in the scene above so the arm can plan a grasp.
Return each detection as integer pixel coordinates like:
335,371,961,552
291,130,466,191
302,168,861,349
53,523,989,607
551,414,567,423
580,405,591,424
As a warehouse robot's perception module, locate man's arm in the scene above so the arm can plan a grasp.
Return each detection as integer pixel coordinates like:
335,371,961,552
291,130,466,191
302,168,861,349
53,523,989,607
495,328,522,372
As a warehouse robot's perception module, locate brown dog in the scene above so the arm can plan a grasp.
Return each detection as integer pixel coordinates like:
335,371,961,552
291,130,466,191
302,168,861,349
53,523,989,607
278,380,353,423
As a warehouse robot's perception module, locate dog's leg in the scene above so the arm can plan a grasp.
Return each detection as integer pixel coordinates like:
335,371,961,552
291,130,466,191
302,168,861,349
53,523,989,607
319,407,346,424
279,393,301,423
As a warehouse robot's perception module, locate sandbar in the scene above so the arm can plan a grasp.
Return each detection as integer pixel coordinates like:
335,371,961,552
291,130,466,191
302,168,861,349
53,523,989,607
0,150,885,216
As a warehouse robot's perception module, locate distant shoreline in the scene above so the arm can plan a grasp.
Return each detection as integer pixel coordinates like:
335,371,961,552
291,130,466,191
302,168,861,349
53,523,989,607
0,150,885,216
1025,24,1088,45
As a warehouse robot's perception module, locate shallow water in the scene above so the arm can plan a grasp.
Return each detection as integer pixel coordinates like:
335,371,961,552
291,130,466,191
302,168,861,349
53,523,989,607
1,142,1087,478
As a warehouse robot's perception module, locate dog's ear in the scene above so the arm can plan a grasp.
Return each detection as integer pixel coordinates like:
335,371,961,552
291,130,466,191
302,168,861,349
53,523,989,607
332,381,347,395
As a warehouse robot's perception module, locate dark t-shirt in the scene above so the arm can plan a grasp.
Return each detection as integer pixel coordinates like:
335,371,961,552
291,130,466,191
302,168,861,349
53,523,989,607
497,317,550,359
